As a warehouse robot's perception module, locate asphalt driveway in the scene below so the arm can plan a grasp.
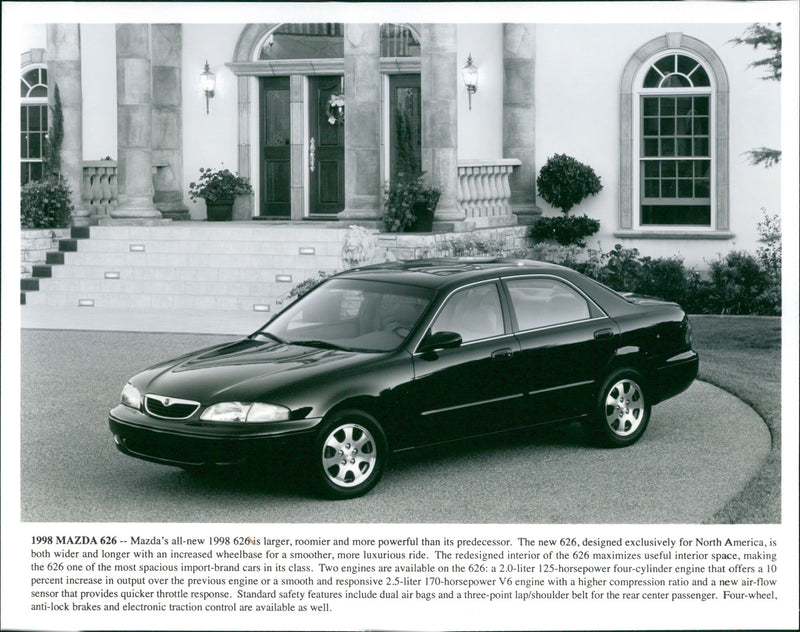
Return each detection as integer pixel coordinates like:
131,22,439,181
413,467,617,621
19,329,770,523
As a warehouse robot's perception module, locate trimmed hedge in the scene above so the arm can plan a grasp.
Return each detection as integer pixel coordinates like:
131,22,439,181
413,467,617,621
21,179,73,229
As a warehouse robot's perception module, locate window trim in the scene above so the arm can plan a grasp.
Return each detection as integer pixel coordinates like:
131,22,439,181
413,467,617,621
618,33,731,237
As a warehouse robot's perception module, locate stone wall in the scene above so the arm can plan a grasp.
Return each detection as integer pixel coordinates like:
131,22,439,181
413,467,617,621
374,225,531,264
21,228,70,277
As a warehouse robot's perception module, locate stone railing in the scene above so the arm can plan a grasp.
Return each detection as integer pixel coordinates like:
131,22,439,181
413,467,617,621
457,158,521,224
82,160,118,218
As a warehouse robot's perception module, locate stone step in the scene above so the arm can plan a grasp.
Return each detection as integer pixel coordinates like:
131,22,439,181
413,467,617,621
21,278,39,291
46,251,66,265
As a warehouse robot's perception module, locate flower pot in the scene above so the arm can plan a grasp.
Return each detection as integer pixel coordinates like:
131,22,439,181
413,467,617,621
406,203,434,233
206,198,235,221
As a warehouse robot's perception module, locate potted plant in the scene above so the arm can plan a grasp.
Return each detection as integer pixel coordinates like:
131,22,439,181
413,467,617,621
382,173,441,233
188,166,253,221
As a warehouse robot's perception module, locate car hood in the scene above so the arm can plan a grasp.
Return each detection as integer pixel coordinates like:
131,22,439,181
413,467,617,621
136,337,375,402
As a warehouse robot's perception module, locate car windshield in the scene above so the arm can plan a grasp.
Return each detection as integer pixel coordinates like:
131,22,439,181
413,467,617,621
258,278,435,352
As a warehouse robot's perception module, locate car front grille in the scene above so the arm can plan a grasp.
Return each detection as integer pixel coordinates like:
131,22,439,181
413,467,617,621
144,394,200,420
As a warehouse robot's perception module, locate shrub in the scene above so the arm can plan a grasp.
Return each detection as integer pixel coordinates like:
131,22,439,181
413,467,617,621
536,154,603,214
531,214,600,246
707,251,774,315
638,256,691,305
188,167,252,202
21,178,73,228
382,173,441,233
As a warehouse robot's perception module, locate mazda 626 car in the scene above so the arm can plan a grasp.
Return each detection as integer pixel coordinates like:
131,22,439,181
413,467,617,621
109,258,698,499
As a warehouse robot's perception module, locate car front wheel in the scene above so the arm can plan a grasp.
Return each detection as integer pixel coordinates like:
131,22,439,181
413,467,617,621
312,410,387,499
584,369,650,447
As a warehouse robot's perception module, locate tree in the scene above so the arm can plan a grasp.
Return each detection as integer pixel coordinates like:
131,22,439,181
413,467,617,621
43,84,64,178
730,23,781,167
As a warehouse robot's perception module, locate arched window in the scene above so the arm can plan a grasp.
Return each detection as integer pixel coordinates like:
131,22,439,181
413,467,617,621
639,52,712,226
21,64,48,185
619,34,730,235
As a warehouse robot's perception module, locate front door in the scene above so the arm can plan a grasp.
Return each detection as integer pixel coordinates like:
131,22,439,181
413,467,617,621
259,77,291,218
308,75,345,216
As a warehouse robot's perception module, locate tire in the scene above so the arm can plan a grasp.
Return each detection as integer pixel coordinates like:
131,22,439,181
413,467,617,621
583,369,650,448
312,410,387,499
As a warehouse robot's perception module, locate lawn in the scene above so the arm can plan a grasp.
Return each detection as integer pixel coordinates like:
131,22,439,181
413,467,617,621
688,315,782,523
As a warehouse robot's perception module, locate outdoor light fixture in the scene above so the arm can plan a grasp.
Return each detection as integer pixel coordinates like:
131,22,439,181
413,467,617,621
200,61,216,114
462,54,478,110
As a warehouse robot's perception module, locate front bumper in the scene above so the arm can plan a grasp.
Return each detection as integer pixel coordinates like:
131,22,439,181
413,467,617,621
108,405,320,468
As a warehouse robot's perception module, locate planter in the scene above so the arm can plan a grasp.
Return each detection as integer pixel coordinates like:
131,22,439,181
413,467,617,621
406,203,434,233
206,198,235,221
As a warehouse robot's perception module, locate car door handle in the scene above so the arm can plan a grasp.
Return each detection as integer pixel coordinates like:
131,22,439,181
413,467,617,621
594,328,614,340
491,348,513,360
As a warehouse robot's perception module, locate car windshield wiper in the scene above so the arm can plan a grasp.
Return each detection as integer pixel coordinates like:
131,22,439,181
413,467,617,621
252,331,286,344
291,339,350,351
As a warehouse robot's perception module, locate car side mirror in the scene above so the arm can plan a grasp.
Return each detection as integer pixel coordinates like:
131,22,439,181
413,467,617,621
418,331,462,354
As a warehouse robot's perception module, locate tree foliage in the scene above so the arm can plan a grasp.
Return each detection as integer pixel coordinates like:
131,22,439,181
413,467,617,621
730,22,782,81
536,154,603,214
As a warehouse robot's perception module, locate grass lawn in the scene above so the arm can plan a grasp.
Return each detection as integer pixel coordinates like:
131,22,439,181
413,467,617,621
689,315,782,523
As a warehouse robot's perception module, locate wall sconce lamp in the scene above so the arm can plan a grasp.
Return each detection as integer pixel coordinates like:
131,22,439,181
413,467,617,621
200,61,216,115
462,54,478,110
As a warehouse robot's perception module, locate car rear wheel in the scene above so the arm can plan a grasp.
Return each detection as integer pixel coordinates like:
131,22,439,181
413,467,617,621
583,369,650,447
312,410,387,499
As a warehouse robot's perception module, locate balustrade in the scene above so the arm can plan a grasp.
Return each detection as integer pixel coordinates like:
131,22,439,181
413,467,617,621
82,160,118,218
457,159,521,225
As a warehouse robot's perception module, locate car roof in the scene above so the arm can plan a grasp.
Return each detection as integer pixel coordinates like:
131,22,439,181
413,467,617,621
336,258,572,290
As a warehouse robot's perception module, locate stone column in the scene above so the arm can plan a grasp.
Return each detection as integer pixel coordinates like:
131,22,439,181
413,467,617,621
46,24,89,226
420,24,463,227
111,24,162,220
338,23,382,222
503,23,540,224
151,24,190,220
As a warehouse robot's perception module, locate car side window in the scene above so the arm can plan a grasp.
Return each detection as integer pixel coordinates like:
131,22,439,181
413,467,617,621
430,283,504,343
506,278,591,331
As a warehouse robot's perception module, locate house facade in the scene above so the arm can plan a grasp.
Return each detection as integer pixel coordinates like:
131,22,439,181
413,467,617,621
20,20,781,267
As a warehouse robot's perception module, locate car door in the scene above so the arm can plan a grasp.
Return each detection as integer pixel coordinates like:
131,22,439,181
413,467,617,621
503,275,618,427
406,281,523,445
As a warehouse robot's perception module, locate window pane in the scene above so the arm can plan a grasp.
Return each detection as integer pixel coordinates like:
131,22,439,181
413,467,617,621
29,107,41,131
691,66,710,87
659,117,675,135
662,75,690,88
694,138,709,156
643,162,660,177
677,161,693,177
694,116,709,135
380,24,421,57
30,85,47,97
643,117,659,135
30,162,43,183
21,107,27,129
644,179,660,197
678,179,694,197
258,23,344,60
660,98,675,116
643,68,662,88
662,180,676,197
21,133,29,158
21,78,30,98
660,138,675,156
694,161,710,177
40,68,47,85
655,55,675,75
29,132,41,158
641,204,711,225
676,97,693,115
643,139,659,157
677,55,698,76
676,116,692,135
643,97,659,116
695,179,710,198
661,161,676,177
431,284,503,342
677,138,693,156
694,96,709,115
507,278,590,330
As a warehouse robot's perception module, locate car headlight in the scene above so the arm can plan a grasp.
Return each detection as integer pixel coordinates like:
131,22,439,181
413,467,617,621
121,382,142,410
199,402,290,423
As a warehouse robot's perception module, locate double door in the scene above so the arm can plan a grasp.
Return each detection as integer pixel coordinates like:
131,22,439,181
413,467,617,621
259,76,344,218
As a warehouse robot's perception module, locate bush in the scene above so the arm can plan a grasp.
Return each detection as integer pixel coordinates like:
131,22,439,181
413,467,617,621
707,251,774,315
638,256,691,305
536,154,603,214
531,214,600,246
21,179,73,228
188,167,252,202
382,173,441,233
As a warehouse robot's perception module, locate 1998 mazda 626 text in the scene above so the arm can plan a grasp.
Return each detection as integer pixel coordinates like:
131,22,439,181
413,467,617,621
109,259,699,499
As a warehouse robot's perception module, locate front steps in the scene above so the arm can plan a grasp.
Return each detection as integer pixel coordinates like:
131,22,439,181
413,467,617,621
22,223,347,313
21,226,90,305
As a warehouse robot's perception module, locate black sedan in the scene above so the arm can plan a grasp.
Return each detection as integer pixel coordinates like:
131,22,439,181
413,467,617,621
109,259,698,499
